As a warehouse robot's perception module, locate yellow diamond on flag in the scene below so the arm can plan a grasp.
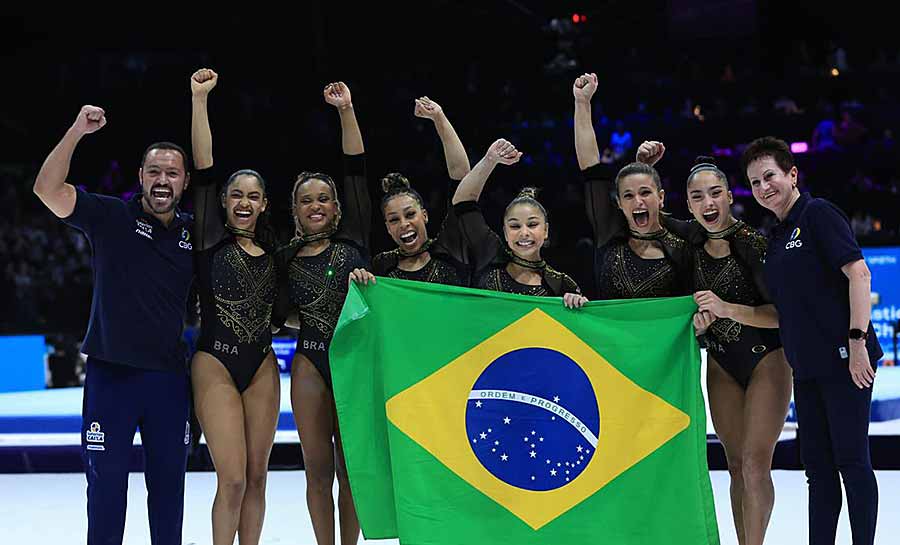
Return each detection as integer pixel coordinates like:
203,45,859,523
386,308,690,530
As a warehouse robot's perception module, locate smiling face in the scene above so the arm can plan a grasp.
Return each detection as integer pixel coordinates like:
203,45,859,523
222,174,267,232
746,156,799,219
383,193,429,254
503,203,548,261
293,178,339,235
617,173,665,233
686,170,733,232
140,149,189,216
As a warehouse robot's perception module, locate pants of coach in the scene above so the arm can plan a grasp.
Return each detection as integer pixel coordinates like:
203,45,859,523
794,373,878,545
81,357,190,545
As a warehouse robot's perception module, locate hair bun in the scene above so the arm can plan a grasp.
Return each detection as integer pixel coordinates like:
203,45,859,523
693,155,717,168
381,172,411,194
517,186,540,200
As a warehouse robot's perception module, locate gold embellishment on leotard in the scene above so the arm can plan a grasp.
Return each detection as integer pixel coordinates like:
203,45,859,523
388,258,459,285
694,247,761,348
481,267,548,296
288,242,354,337
214,243,276,344
710,318,741,344
732,224,769,262
608,242,674,298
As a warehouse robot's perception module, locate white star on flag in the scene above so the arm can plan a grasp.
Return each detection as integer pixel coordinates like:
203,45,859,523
479,432,487,439
577,445,583,453
553,395,560,402
550,469,557,476
475,401,482,408
501,454,508,461
503,417,511,424
530,451,536,458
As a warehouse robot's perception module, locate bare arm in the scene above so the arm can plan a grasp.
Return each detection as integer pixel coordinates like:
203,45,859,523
190,69,218,169
324,81,364,155
452,139,522,205
843,259,873,332
694,291,780,328
722,302,779,329
33,106,107,218
415,97,470,180
843,259,876,388
573,73,600,171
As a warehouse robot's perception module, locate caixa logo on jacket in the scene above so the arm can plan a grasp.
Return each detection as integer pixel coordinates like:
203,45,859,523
179,228,193,250
785,227,803,250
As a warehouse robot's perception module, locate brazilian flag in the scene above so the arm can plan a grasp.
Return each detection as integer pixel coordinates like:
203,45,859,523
331,278,719,544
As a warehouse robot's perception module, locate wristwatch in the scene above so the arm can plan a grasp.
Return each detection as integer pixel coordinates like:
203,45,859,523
849,328,868,341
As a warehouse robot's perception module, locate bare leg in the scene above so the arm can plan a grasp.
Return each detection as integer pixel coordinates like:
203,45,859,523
292,354,337,545
237,353,281,545
707,354,748,545
192,352,247,545
334,416,360,545
741,349,792,545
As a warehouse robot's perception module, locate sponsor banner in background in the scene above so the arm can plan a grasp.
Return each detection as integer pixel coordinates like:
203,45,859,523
864,246,900,365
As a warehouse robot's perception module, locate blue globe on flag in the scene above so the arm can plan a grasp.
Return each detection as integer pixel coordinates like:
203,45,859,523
465,347,600,491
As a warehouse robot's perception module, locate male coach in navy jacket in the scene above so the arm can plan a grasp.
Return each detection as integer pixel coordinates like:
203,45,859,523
34,105,194,545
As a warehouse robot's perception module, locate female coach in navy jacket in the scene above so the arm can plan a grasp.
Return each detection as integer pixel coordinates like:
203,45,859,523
742,137,882,545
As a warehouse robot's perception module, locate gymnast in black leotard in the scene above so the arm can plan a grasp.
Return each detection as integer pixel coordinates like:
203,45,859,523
371,97,470,286
573,73,692,301
271,81,368,545
187,68,282,545
193,165,278,392
451,139,585,307
683,155,792,545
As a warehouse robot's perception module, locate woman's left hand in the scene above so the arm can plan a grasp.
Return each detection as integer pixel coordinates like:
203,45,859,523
848,342,875,389
563,292,589,309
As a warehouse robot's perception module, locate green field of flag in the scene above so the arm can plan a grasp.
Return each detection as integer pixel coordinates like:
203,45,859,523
331,278,718,544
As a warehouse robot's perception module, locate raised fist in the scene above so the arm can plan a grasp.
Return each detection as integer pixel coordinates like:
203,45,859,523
414,96,443,120
191,68,218,96
573,73,598,103
324,82,353,110
72,105,107,136
486,139,523,166
636,140,666,166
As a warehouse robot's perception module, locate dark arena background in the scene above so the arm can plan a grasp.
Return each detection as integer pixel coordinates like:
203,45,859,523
1,3,899,543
